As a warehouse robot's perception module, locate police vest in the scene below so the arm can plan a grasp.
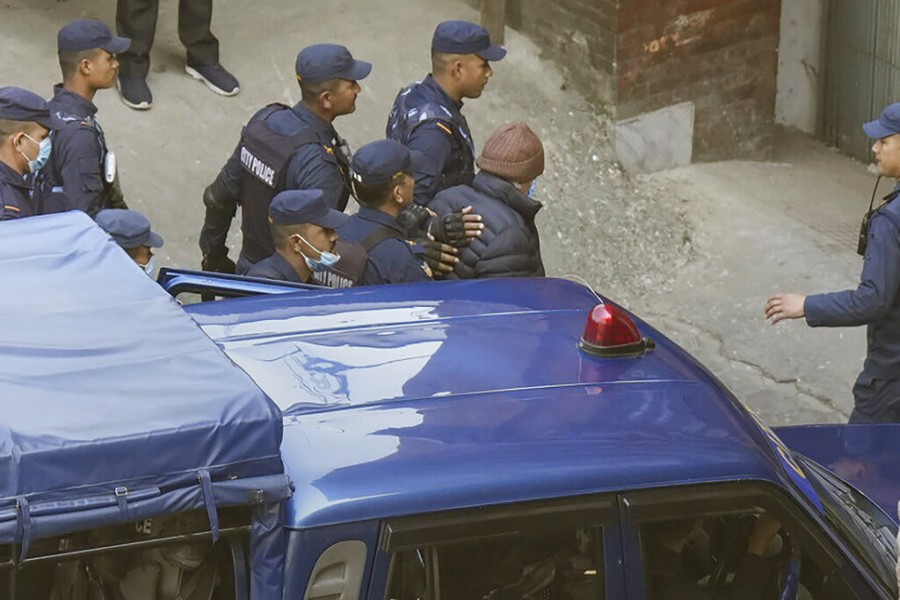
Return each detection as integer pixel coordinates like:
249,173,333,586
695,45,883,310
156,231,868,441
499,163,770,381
238,103,352,264
311,225,408,288
386,82,475,195
35,113,122,216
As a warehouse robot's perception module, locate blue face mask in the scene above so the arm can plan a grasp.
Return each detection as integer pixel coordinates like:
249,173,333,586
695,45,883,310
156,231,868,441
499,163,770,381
297,234,341,272
20,134,52,174
528,178,539,198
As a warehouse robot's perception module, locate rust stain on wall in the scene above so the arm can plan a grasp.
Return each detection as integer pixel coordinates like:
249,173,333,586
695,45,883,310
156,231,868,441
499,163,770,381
644,8,716,53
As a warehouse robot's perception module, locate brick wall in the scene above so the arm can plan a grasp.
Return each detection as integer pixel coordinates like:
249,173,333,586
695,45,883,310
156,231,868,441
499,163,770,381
616,0,781,160
464,0,781,161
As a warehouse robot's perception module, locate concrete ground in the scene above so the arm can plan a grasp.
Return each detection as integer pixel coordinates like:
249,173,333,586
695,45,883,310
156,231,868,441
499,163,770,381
641,129,882,425
0,0,883,426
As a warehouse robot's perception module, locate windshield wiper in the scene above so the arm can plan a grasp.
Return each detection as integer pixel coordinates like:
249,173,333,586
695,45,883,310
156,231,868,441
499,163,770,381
805,460,897,558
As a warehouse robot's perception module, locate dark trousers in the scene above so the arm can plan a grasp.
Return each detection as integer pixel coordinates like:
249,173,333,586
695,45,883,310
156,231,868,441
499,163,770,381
116,0,220,78
849,377,900,423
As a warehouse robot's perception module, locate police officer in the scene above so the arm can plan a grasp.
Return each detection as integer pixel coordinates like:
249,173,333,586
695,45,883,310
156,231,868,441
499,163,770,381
766,102,900,424
0,87,61,220
429,122,545,279
339,140,434,285
200,44,371,275
386,20,506,208
38,19,132,217
95,208,164,277
246,189,349,284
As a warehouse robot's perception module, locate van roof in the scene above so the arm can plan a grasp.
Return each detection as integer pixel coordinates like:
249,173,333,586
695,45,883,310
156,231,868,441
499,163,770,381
188,278,799,528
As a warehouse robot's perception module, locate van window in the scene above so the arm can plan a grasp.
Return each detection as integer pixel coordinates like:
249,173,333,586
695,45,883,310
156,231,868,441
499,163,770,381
384,499,611,600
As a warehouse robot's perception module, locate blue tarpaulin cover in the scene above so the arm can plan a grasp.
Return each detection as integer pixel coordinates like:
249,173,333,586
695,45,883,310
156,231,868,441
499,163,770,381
0,212,290,563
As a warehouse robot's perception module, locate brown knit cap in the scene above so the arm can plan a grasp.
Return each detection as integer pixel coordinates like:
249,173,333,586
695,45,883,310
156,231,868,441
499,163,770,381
475,121,545,182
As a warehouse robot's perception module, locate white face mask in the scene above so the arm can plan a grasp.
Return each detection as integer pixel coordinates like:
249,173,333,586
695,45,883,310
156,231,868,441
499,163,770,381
139,256,158,279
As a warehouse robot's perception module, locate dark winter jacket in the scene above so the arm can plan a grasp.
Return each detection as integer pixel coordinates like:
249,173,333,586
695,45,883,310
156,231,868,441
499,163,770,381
429,172,544,279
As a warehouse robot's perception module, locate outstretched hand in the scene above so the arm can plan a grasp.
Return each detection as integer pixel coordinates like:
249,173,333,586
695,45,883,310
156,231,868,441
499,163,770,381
764,293,805,324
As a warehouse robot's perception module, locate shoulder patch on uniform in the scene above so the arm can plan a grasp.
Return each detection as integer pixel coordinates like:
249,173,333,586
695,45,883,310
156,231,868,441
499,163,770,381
435,122,453,136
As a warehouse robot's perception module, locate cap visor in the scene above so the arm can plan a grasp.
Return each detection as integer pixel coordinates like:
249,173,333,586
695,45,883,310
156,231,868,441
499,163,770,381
475,44,507,61
148,231,164,249
103,36,132,54
863,120,897,139
314,209,350,229
342,60,372,81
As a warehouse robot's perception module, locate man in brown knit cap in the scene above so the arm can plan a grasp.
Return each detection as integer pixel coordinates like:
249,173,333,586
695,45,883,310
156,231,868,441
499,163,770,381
428,121,544,279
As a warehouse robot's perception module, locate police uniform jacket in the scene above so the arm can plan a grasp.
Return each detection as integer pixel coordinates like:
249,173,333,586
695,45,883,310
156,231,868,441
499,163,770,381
429,172,544,280
40,87,110,216
337,207,432,285
217,102,349,210
245,251,307,284
201,102,351,264
805,183,900,388
0,161,33,221
386,76,475,205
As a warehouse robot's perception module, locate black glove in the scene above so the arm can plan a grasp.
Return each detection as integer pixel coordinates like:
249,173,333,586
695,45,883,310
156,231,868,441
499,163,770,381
429,212,471,247
416,238,458,277
396,203,432,235
201,248,236,274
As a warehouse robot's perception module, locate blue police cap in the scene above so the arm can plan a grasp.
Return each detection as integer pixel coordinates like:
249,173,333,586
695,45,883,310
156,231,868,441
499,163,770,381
432,20,507,61
269,189,349,228
96,209,164,249
295,44,372,84
0,87,63,130
863,103,900,139
58,19,131,54
351,140,426,186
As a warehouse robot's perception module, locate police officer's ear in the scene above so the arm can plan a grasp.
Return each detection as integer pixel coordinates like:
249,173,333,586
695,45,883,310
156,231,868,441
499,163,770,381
78,49,106,78
7,129,33,167
318,90,333,111
449,58,466,80
390,180,404,206
286,232,303,257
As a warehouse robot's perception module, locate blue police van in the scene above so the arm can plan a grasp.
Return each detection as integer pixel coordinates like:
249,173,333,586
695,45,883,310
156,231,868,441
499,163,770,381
2,212,898,600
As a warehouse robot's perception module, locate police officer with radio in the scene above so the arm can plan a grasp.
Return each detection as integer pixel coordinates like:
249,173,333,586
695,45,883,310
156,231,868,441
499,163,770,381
766,102,900,424
199,43,371,275
386,20,506,209
246,189,349,284
37,19,131,217
339,140,434,285
0,87,61,220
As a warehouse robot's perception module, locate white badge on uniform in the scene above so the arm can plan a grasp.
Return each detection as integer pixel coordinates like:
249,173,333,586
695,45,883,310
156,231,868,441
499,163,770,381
104,151,117,184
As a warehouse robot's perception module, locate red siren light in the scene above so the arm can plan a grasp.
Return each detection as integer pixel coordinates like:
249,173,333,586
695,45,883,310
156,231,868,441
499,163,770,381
579,303,655,358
